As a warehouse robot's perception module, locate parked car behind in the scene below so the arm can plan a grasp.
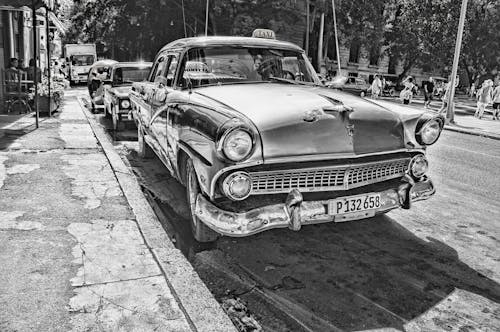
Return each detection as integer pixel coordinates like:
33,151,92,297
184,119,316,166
130,34,443,243
103,62,152,131
327,76,370,97
87,59,117,112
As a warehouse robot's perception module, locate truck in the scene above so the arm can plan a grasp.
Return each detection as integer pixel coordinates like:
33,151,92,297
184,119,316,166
63,44,97,85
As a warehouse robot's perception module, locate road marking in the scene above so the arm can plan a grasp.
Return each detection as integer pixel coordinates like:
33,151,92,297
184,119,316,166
440,143,500,159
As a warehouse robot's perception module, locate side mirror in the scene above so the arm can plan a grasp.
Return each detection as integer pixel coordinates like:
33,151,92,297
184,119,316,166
153,87,168,104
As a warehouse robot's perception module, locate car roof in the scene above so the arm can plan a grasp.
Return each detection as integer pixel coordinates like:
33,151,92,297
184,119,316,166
91,59,118,68
112,61,152,68
159,36,303,52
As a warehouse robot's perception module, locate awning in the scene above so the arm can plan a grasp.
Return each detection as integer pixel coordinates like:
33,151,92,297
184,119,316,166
48,10,65,34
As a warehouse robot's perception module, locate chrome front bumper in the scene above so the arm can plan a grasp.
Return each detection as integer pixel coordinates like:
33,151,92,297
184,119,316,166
194,176,435,237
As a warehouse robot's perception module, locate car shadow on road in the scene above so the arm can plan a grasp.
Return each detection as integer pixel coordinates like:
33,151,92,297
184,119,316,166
216,214,500,331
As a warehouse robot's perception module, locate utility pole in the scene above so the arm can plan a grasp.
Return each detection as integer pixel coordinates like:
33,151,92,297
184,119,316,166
205,0,209,36
181,0,187,37
305,0,309,56
317,12,325,73
446,0,468,124
331,0,341,76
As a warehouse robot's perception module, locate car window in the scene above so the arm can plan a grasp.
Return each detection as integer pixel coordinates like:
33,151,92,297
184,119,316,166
160,54,179,88
180,46,318,88
149,55,166,83
113,66,151,85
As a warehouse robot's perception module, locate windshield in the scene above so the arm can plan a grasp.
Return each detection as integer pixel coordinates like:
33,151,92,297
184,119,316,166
72,54,95,66
113,66,151,85
181,46,319,88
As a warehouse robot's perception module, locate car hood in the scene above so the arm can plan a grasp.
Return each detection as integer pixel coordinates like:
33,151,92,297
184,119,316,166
195,83,406,160
109,86,131,98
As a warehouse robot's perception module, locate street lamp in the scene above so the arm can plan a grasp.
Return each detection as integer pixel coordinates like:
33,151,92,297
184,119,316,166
446,0,468,124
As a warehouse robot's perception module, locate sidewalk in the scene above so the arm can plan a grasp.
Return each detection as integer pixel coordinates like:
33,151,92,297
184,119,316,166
0,91,236,331
372,98,500,141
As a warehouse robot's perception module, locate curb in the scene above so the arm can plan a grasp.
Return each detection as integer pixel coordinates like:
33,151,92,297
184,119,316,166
443,125,500,141
76,97,237,332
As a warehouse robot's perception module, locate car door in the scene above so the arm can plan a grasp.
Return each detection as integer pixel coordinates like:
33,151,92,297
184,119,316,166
136,53,168,129
103,67,115,112
149,53,181,173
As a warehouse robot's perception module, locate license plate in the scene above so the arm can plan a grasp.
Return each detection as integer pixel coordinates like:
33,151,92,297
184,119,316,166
328,193,381,216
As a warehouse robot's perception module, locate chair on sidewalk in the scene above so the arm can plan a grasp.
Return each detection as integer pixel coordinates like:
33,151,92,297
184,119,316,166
1,69,33,114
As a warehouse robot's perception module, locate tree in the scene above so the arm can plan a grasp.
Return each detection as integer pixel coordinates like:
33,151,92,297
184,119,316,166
461,0,500,84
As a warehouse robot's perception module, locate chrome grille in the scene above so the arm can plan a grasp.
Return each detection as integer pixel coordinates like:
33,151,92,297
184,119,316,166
249,158,409,194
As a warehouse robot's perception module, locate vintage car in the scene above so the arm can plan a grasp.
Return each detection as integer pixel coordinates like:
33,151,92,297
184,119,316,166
327,75,371,97
130,35,443,243
102,62,152,130
87,59,117,112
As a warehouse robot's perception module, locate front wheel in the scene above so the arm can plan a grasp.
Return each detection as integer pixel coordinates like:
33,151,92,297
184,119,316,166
137,125,154,158
360,91,366,97
185,159,219,243
105,105,112,119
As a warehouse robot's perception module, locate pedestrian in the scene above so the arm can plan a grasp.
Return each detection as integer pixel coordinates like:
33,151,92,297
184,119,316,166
469,82,476,98
474,80,493,119
492,81,500,120
438,76,459,115
4,58,21,92
371,74,382,99
423,77,434,109
25,58,42,83
400,76,414,105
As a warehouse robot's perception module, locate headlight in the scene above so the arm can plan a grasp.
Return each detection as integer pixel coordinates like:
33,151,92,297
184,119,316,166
416,119,442,145
222,129,253,162
120,99,130,109
409,154,428,178
222,172,252,200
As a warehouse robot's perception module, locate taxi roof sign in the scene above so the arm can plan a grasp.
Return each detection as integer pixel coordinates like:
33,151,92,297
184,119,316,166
252,29,276,39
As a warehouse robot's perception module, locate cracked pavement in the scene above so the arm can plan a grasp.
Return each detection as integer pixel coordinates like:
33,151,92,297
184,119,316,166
0,90,193,331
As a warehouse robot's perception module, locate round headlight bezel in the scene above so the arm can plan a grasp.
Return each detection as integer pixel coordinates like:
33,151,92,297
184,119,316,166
219,128,254,162
409,154,429,178
222,171,252,201
416,118,442,145
120,99,130,109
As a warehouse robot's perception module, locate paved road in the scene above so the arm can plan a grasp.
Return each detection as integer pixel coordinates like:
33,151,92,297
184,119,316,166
79,87,500,331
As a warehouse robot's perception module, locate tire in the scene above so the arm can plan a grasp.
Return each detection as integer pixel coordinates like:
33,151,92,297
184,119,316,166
137,125,154,158
185,158,219,243
389,88,395,97
360,91,366,97
112,112,124,131
104,105,112,119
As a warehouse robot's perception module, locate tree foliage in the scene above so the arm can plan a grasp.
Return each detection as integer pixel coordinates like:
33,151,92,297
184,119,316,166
63,0,499,81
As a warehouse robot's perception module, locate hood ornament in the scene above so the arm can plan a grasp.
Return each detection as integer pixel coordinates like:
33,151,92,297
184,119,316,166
303,109,324,122
346,124,355,137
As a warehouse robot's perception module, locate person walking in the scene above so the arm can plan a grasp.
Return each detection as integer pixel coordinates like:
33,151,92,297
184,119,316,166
400,76,415,105
438,76,459,115
371,74,382,99
474,80,493,119
469,82,476,98
423,77,435,109
491,81,500,120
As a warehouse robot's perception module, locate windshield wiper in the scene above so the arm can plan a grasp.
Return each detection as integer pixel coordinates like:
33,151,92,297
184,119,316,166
267,77,302,85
